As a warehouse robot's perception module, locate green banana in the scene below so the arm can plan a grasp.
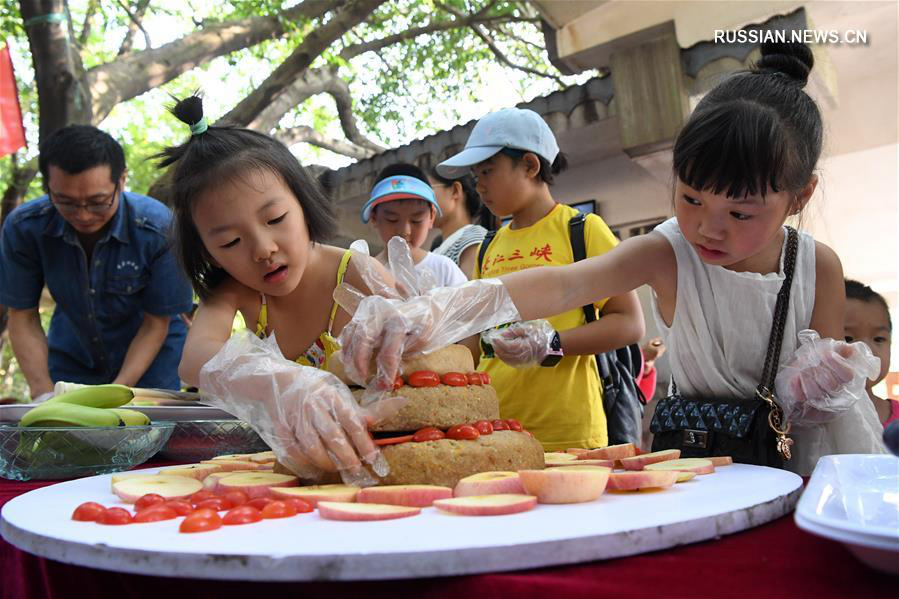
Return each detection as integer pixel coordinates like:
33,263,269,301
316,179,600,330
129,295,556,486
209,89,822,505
46,384,134,409
108,408,150,426
20,402,123,427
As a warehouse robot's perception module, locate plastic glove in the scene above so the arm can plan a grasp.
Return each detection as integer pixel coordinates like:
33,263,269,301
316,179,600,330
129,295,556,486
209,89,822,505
335,237,521,391
199,330,406,487
481,320,556,367
774,329,880,425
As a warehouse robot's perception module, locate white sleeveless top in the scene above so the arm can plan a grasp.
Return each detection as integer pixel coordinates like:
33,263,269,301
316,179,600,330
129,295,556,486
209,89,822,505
650,217,817,400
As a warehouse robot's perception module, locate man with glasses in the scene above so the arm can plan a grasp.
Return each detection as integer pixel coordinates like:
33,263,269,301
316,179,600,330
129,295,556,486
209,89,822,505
0,125,193,400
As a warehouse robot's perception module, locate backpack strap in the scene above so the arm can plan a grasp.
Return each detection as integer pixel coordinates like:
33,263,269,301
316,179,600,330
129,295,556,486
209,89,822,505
477,229,499,277
568,213,597,324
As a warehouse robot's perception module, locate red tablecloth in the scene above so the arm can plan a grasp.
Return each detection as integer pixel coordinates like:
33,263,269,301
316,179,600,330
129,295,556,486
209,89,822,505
1,467,893,599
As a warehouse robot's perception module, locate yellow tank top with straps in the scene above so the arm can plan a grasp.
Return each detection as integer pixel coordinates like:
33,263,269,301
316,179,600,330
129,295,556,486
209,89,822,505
254,249,352,369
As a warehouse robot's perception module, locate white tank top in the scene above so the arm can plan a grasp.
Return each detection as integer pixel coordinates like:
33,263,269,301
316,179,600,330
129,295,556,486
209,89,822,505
650,217,817,400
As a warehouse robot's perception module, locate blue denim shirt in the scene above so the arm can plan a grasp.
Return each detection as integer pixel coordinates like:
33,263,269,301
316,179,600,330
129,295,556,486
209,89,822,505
0,192,193,389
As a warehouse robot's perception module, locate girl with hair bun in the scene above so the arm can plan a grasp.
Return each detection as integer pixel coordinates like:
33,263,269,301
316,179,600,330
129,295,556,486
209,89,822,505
340,43,886,474
157,95,400,486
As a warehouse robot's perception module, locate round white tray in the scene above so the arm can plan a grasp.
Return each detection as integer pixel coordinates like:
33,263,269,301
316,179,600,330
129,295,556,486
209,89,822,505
1,464,802,581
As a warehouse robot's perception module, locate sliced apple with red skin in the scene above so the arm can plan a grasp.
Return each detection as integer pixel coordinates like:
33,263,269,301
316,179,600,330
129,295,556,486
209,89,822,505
159,463,222,481
109,471,155,491
544,452,577,462
113,475,203,503
216,472,299,498
200,459,264,472
454,472,525,497
675,471,697,483
619,449,681,471
576,443,636,461
606,470,678,491
433,494,537,516
318,501,420,521
549,458,613,468
271,484,359,507
248,451,276,464
203,470,260,492
708,456,733,467
209,453,253,461
565,448,589,456
357,485,453,507
645,458,715,475
519,467,610,504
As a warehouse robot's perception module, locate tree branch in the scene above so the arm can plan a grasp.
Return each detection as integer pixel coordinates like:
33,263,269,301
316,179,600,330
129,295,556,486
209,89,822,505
117,0,153,56
275,126,376,160
85,0,340,124
78,0,100,46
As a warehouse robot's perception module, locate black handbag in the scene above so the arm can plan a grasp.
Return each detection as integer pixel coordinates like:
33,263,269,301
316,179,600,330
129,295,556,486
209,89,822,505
649,227,798,467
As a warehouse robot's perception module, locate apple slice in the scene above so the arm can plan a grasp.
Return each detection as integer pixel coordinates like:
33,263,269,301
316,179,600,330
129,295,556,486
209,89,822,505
565,448,589,456
519,467,610,504
200,459,264,472
248,451,276,464
109,471,156,491
606,471,678,492
549,458,613,468
433,494,537,516
576,443,636,461
543,452,577,462
454,472,525,497
271,484,360,507
159,463,222,481
675,471,697,483
708,456,733,467
619,449,681,471
318,502,420,521
209,453,253,461
645,458,715,475
357,485,452,507
113,475,203,503
216,472,299,498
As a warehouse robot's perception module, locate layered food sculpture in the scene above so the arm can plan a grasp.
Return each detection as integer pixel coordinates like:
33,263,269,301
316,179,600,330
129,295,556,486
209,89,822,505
274,344,544,487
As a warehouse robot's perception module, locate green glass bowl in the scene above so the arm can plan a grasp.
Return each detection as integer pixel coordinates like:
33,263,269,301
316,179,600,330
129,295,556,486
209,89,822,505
0,422,175,481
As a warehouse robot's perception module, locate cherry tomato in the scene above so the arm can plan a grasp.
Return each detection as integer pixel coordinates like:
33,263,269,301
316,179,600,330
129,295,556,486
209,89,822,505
281,497,313,514
222,505,263,526
179,510,222,533
446,424,480,441
393,375,405,391
195,498,232,512
408,370,440,388
247,497,274,511
189,490,218,506
261,500,297,519
440,372,468,387
412,427,446,442
466,372,483,385
165,500,194,516
134,493,166,512
491,419,509,431
134,505,178,523
72,502,106,522
223,490,249,507
473,420,494,435
480,372,492,385
99,507,133,525
505,419,523,432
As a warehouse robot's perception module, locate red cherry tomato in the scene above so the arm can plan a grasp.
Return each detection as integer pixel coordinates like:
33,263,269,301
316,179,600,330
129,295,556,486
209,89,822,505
281,497,313,514
505,419,523,432
195,497,232,512
466,372,483,385
99,507,133,525
446,424,480,441
247,497,274,511
480,372,491,385
412,427,446,442
165,500,194,516
134,505,178,523
261,500,297,519
440,372,468,387
223,490,249,507
473,420,494,435
408,370,440,388
491,419,509,431
134,493,166,512
393,375,405,391
189,490,218,506
222,505,263,526
179,510,222,533
72,502,106,522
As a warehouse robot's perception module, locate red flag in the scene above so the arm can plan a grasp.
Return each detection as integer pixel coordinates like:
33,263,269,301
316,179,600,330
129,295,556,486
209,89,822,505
0,42,26,157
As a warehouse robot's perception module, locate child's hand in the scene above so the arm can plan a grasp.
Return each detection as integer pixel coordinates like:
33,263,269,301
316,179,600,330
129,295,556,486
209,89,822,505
774,330,880,425
483,320,557,367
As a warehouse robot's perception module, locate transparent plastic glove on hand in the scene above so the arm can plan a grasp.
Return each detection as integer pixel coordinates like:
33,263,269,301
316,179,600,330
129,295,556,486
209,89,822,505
774,329,880,425
199,330,404,486
481,320,556,367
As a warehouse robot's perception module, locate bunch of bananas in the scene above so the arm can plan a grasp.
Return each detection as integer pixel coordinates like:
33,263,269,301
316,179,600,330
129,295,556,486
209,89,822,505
20,385,151,427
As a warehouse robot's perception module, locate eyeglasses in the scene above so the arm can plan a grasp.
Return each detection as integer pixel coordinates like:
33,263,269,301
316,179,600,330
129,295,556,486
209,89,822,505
50,185,118,215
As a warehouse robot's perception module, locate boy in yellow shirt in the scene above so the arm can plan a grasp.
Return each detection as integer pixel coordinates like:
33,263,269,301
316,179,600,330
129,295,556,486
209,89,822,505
436,108,644,450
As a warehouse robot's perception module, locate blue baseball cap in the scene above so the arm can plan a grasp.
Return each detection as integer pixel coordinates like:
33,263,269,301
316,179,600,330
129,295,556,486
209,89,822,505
436,108,560,179
360,175,442,223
